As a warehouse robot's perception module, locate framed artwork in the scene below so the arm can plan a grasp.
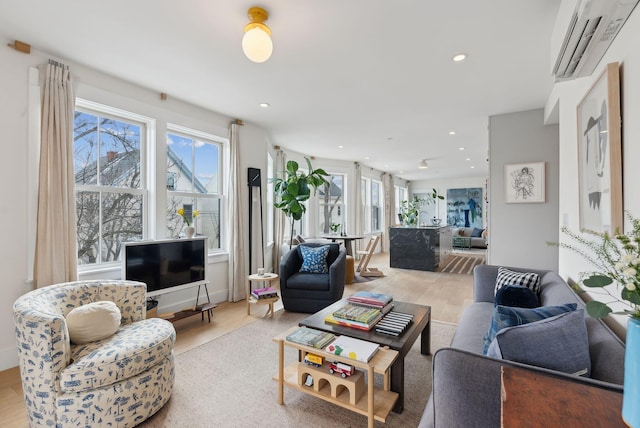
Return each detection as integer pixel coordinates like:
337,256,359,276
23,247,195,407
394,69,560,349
576,62,622,234
446,187,483,228
504,162,545,203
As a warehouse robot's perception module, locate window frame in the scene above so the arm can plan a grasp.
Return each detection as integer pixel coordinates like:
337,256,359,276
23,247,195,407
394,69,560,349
74,99,153,271
166,124,225,251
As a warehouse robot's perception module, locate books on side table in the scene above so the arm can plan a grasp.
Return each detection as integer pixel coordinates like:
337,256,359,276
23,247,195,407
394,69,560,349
251,286,278,300
325,335,380,362
285,326,336,349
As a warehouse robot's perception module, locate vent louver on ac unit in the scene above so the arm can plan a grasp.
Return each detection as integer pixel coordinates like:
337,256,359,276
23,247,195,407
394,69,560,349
552,0,639,81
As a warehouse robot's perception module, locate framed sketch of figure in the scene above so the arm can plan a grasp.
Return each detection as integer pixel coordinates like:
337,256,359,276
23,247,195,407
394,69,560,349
504,162,545,204
576,62,622,234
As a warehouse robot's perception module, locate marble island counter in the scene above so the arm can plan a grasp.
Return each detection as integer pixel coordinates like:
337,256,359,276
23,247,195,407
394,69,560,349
389,226,452,271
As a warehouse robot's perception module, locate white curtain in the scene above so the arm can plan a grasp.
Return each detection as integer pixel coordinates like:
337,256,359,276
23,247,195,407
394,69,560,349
354,162,364,255
382,173,395,252
272,149,286,273
227,123,245,302
33,62,77,288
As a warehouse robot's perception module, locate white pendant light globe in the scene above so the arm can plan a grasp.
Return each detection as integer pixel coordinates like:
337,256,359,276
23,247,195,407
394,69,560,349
242,7,273,63
242,27,273,63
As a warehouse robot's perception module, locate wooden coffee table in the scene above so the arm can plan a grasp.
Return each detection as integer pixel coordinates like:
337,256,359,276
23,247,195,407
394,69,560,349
298,299,431,413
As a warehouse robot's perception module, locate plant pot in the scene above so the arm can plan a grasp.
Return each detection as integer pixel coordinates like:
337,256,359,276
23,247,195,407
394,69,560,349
623,317,640,427
185,226,195,239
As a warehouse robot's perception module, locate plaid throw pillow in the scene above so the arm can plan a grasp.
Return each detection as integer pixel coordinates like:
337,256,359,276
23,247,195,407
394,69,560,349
299,245,330,274
494,267,541,296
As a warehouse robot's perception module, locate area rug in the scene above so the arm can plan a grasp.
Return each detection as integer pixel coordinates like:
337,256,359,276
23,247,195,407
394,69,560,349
439,254,485,275
141,311,456,427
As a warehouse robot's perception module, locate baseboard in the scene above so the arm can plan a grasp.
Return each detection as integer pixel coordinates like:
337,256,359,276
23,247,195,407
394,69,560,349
0,345,19,371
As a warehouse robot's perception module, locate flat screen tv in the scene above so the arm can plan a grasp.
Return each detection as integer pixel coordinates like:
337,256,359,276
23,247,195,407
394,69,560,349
122,237,207,297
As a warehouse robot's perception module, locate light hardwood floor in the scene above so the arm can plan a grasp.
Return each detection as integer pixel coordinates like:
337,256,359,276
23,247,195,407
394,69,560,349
0,251,476,427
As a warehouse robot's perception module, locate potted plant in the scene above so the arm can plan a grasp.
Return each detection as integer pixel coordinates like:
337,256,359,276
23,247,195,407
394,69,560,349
399,189,444,226
272,158,328,248
549,212,640,426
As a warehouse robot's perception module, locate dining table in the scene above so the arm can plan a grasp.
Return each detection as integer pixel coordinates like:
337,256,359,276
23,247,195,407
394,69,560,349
319,234,364,256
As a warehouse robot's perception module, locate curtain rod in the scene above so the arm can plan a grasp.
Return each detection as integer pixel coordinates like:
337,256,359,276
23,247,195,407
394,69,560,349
48,59,69,70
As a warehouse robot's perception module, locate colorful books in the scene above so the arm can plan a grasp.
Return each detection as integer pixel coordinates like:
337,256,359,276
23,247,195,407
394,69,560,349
324,313,382,331
285,327,335,349
251,286,278,299
325,335,380,362
347,291,393,308
332,304,381,324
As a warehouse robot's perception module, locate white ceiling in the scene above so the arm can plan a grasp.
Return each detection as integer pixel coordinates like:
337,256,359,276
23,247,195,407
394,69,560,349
0,0,560,181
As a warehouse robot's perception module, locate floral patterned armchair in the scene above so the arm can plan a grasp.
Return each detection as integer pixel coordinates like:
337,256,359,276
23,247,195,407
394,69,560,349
13,280,175,427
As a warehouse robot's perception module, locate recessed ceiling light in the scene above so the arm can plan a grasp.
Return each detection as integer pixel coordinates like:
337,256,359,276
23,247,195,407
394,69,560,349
449,131,456,135
459,147,465,151
259,102,270,108
418,159,428,169
385,165,389,168
466,158,471,161
452,53,467,62
399,170,404,174
471,166,475,169
338,145,344,149
364,156,370,160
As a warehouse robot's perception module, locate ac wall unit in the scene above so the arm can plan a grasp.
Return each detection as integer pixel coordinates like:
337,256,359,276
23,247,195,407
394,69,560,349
552,0,639,80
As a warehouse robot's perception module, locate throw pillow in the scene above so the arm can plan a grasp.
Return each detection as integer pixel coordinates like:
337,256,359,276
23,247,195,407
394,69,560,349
494,284,539,308
487,310,591,376
470,228,484,238
482,303,577,355
495,267,541,295
299,245,330,274
66,301,122,344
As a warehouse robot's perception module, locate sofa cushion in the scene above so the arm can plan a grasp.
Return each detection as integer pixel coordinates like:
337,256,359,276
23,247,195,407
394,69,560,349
470,228,484,238
494,285,539,308
66,301,121,344
487,310,591,376
61,318,175,393
494,267,541,295
482,303,577,354
299,245,330,273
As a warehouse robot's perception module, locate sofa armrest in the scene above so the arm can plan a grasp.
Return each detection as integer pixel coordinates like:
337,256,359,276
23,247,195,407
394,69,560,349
423,347,623,428
279,248,301,288
473,264,499,303
328,249,347,298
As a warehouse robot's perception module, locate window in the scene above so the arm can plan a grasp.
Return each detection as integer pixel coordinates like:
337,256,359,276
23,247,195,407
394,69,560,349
319,174,346,234
267,153,274,244
74,103,148,266
395,185,407,223
371,180,381,232
166,127,223,249
362,178,371,233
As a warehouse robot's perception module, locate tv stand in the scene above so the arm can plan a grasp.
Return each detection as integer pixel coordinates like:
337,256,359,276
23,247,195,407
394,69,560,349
159,283,216,324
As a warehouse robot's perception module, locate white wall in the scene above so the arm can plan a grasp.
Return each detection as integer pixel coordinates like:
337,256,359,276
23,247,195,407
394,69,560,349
551,5,640,329
0,38,270,370
411,177,487,224
488,108,560,270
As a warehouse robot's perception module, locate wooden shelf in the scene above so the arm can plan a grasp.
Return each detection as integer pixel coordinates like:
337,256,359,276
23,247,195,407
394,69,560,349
273,326,399,428
160,302,216,323
273,365,398,423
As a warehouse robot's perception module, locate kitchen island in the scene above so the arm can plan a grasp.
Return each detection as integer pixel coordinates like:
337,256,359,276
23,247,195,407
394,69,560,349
389,226,452,271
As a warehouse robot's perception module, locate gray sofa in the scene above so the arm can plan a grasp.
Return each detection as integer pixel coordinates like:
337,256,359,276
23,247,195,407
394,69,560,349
420,264,626,428
451,227,487,248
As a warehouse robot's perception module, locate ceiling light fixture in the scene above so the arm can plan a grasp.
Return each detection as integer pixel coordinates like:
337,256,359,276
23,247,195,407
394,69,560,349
259,102,270,108
452,53,467,62
418,159,428,169
242,7,273,63
449,131,456,135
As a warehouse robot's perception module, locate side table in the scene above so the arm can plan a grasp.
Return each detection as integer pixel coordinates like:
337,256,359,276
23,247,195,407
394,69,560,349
246,273,279,318
501,366,625,427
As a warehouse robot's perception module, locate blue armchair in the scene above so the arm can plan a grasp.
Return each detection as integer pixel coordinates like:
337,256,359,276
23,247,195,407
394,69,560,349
279,242,346,313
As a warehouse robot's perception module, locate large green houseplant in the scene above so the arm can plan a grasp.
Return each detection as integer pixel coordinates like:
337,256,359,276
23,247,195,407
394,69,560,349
272,158,328,248
399,189,444,226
